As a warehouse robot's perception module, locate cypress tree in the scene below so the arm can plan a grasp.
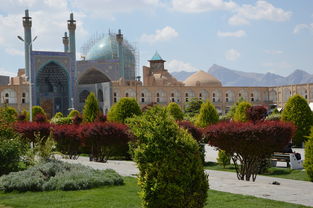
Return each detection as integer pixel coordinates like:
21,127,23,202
195,101,219,128
82,92,99,123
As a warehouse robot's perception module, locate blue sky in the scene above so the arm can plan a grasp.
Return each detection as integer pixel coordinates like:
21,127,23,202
0,0,312,77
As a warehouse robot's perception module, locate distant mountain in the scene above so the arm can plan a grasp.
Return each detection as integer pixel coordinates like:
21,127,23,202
171,64,313,86
171,71,195,81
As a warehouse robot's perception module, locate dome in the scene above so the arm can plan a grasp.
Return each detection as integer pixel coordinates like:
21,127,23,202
184,70,222,87
85,34,135,62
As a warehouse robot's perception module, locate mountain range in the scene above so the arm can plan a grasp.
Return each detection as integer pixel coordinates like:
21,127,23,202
171,64,313,86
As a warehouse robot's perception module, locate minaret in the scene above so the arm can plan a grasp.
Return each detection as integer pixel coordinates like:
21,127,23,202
116,29,125,79
22,9,32,78
67,13,76,59
149,51,165,71
62,32,69,53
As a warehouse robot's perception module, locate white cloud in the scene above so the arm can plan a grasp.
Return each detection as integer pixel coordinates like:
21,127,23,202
264,50,283,55
171,0,237,13
225,49,240,61
0,0,88,56
140,26,178,43
228,1,292,26
165,59,199,72
5,48,24,56
217,30,246,37
0,68,16,77
293,23,313,34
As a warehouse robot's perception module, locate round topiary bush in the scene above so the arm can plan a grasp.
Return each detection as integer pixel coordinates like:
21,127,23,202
281,94,313,146
127,106,208,208
107,97,141,123
32,106,46,120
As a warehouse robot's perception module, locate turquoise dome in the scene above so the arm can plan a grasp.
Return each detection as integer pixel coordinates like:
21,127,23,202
85,34,135,62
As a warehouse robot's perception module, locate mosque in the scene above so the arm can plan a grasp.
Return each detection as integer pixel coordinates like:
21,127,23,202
1,10,313,117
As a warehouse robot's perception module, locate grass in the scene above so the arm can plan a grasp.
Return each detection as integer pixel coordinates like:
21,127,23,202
204,162,310,181
0,177,310,208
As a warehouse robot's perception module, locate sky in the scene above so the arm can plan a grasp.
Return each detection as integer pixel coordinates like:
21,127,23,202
0,0,312,77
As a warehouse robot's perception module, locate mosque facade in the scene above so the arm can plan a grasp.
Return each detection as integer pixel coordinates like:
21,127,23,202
0,10,312,116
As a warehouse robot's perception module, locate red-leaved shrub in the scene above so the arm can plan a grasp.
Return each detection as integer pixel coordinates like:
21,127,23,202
246,106,268,123
80,122,133,162
14,121,51,144
203,121,295,181
177,121,203,142
52,124,80,159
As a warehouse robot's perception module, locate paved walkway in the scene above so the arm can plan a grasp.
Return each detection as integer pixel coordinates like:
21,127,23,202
61,156,313,207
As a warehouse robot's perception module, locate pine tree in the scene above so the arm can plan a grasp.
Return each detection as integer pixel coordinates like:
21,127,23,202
195,101,219,128
233,101,252,122
167,102,184,121
82,92,99,123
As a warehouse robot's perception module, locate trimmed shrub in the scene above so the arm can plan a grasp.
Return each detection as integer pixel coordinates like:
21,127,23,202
246,106,267,123
50,117,72,125
184,98,203,117
52,124,80,159
204,121,295,181
107,97,141,123
0,137,23,176
167,102,184,121
0,160,123,192
195,101,219,128
281,94,313,146
304,128,313,182
14,121,51,144
127,106,208,208
80,122,133,162
225,97,245,120
68,109,80,118
82,92,99,123
233,101,252,122
53,112,63,119
32,106,46,119
265,113,281,121
217,150,231,168
177,121,203,142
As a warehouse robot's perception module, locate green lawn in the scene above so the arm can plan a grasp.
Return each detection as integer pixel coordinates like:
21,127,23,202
204,162,310,181
0,177,310,208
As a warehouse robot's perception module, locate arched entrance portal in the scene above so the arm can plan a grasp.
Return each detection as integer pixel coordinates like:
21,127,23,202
36,62,69,117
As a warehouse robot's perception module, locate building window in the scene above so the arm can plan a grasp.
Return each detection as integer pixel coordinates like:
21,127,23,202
251,97,254,102
171,98,175,102
22,92,26,97
186,98,189,102
156,93,160,103
239,93,241,97
5,93,9,98
171,93,174,97
114,97,117,103
125,93,129,97
213,98,216,103
226,98,229,102
141,93,145,103
305,95,308,99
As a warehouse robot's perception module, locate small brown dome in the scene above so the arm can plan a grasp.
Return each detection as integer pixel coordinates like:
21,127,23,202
184,71,222,87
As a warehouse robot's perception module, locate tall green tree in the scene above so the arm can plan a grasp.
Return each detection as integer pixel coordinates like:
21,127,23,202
226,97,245,120
167,102,184,121
195,101,219,128
32,106,46,119
107,97,141,123
281,94,313,146
184,98,203,117
304,127,313,181
127,106,208,208
233,101,252,122
82,92,99,123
